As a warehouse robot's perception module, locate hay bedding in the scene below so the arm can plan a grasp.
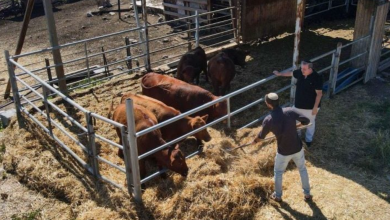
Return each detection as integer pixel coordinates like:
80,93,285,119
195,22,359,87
1,73,285,219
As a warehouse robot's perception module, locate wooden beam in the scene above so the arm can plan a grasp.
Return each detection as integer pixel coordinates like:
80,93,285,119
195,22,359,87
365,2,390,82
43,0,68,96
4,0,35,99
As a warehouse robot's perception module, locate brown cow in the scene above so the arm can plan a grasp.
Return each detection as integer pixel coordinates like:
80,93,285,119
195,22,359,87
207,52,236,96
176,46,207,84
112,103,188,178
221,48,250,68
141,73,227,122
120,93,211,145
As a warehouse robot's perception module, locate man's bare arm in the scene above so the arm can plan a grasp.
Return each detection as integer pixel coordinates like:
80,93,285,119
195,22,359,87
273,70,293,77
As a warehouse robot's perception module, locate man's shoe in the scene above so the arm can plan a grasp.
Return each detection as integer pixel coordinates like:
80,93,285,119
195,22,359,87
305,141,312,147
270,192,282,202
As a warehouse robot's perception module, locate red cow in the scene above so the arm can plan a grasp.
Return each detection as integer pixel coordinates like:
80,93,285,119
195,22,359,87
141,73,227,122
112,103,188,178
120,93,211,145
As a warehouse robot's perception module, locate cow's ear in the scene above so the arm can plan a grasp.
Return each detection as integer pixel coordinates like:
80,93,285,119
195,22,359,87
201,114,209,122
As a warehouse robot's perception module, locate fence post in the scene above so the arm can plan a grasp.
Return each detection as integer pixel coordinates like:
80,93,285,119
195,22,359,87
328,42,342,98
101,47,109,77
195,10,200,48
187,22,192,51
45,58,54,88
236,0,241,44
84,43,91,83
346,0,350,13
328,0,332,10
141,0,151,72
86,112,100,179
125,37,133,71
125,99,142,203
227,97,231,128
120,126,134,195
291,0,305,105
4,50,24,128
42,86,53,136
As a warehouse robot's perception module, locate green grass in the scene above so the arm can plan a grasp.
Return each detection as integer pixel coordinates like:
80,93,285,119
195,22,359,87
11,209,41,220
72,77,105,91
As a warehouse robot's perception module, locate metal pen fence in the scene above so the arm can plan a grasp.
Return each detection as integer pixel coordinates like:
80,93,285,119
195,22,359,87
4,3,375,204
305,0,351,18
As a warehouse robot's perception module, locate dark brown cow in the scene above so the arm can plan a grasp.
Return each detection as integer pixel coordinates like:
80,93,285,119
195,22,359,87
176,46,207,84
112,103,188,178
221,48,250,68
207,52,236,96
120,93,211,145
141,73,227,122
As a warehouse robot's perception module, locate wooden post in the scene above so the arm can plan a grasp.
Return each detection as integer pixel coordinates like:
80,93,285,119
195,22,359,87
4,0,35,99
125,37,133,70
187,22,192,51
351,0,376,68
101,47,109,76
365,1,390,83
291,0,305,105
43,0,68,96
45,58,54,88
118,0,121,19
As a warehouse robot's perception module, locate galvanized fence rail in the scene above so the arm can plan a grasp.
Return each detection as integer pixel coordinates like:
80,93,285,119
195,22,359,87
305,0,351,18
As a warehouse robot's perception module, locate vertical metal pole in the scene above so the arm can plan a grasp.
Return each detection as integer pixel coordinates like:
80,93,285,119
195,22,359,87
45,58,53,88
195,10,200,48
227,98,231,128
328,0,332,10
327,52,337,98
120,126,134,194
5,51,24,128
86,112,100,178
330,42,343,97
228,0,237,42
187,22,192,51
84,43,91,83
291,0,305,105
141,0,151,71
42,86,53,136
132,0,149,72
125,37,133,70
125,99,142,203
329,42,342,98
43,0,68,96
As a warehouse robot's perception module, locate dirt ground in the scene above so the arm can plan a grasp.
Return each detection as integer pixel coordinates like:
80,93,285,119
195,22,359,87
0,1,390,219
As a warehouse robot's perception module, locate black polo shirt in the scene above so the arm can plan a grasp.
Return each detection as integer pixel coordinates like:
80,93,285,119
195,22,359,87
293,69,323,109
258,107,310,156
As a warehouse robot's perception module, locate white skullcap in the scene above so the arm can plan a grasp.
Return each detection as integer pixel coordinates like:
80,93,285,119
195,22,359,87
267,93,278,100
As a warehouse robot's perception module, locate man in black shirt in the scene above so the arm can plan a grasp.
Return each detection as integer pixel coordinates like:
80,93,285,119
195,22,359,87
252,93,312,202
273,60,323,147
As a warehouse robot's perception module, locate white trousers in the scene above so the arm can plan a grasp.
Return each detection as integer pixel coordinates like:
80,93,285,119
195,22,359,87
292,106,319,142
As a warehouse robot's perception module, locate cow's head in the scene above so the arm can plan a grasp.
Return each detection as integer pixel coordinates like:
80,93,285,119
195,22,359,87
168,144,189,177
189,115,211,142
236,49,250,68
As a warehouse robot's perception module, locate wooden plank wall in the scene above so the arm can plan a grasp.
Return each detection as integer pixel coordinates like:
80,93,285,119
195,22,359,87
241,0,297,42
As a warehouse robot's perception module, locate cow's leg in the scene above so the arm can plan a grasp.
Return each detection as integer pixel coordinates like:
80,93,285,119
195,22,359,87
197,139,204,153
212,81,220,96
196,73,200,85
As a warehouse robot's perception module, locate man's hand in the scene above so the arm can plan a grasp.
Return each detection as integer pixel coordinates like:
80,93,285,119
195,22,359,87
273,70,281,76
312,107,318,116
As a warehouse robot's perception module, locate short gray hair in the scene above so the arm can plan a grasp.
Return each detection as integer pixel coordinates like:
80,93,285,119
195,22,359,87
301,60,313,69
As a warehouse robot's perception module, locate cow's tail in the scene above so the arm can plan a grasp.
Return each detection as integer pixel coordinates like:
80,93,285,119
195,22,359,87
107,94,115,119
